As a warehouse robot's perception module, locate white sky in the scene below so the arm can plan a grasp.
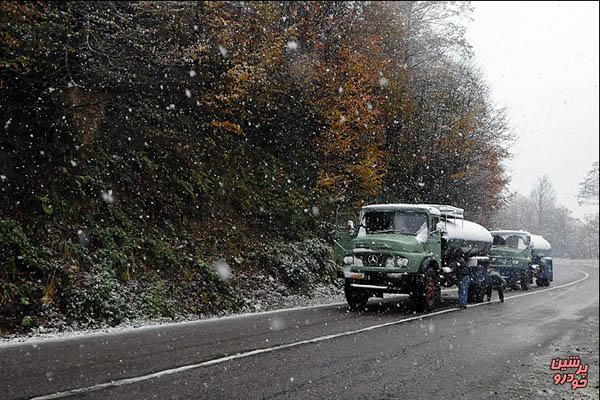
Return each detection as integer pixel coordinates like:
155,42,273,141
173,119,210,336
466,1,599,219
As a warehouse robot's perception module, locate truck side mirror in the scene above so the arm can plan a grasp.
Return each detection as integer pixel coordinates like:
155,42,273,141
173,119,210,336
347,220,356,235
435,221,447,234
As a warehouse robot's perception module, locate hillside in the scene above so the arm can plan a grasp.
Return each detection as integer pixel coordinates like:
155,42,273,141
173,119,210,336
0,1,511,334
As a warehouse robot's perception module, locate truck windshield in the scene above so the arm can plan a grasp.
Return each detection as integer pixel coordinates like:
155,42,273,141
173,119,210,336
363,210,428,235
492,233,529,250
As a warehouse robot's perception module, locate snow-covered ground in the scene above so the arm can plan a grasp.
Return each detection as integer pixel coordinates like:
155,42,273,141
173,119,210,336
0,284,345,346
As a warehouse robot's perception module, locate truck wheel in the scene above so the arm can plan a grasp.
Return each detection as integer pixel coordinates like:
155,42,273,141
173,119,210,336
344,283,369,311
520,273,530,291
413,269,440,312
536,278,546,287
469,285,485,303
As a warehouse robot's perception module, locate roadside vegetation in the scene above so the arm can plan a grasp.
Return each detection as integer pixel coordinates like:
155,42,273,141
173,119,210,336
2,1,514,333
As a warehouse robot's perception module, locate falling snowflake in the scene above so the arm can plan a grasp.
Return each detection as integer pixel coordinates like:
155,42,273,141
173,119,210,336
189,70,197,78
101,189,114,203
218,45,228,58
185,89,192,98
77,229,90,246
269,316,285,331
213,259,231,282
285,40,299,51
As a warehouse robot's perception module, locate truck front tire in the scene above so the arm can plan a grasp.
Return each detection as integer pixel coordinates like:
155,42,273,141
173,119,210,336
344,282,369,311
412,268,440,312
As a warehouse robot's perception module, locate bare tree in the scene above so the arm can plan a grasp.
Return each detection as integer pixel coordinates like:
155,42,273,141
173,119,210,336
492,177,598,258
530,175,556,234
577,161,599,205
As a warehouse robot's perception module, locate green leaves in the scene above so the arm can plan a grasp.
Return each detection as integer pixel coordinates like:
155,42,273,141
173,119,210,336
40,196,54,215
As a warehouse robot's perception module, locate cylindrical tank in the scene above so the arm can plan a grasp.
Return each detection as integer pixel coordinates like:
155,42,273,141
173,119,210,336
445,218,493,257
530,234,552,256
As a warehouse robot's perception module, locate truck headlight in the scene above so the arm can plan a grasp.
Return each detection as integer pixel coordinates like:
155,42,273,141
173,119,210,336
396,257,409,267
343,256,354,265
512,259,519,265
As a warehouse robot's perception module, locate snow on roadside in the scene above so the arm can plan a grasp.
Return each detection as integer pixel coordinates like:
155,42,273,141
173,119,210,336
0,284,345,347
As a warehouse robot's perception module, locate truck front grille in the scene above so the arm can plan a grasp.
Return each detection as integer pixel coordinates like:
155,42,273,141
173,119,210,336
355,253,389,267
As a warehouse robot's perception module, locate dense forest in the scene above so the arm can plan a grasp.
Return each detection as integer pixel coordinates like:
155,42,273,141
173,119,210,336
0,1,514,333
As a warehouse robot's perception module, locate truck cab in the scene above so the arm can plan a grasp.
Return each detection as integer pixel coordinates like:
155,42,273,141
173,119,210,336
489,230,534,290
337,204,491,311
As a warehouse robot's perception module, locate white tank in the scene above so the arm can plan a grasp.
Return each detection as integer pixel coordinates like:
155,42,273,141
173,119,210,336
530,234,552,255
445,218,493,256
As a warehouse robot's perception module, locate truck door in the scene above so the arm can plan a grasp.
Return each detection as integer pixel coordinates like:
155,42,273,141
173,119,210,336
428,216,442,261
333,211,358,263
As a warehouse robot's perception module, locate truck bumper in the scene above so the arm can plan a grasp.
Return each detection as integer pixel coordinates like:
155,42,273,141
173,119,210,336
339,270,420,294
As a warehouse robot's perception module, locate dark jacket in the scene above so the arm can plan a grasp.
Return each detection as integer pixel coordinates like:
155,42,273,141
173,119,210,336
452,248,470,278
488,270,506,288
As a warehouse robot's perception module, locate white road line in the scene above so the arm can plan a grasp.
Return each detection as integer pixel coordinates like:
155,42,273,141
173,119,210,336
1,288,459,349
30,270,590,400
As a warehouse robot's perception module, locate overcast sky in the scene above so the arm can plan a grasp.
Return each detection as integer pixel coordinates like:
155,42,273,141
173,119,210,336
466,1,599,219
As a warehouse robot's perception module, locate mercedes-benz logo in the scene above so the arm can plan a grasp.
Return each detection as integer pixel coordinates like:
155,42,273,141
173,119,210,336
367,254,379,266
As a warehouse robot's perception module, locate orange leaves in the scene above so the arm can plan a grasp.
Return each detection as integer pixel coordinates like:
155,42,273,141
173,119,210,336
210,120,243,135
449,172,466,180
306,22,391,206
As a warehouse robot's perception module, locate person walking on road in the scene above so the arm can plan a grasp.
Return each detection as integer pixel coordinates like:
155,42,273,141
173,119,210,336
486,267,506,302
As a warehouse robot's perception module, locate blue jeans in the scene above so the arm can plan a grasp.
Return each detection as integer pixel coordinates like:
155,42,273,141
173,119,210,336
458,275,470,306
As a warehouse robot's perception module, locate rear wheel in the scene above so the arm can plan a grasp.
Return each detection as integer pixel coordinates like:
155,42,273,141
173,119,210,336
468,284,486,303
536,278,547,287
344,282,369,311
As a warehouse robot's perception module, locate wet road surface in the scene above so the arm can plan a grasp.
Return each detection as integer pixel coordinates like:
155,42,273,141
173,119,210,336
1,259,597,399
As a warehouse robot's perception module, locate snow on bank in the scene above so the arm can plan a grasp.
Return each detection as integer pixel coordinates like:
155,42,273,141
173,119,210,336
0,284,345,347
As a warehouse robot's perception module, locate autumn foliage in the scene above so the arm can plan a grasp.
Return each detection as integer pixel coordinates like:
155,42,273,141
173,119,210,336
0,1,511,331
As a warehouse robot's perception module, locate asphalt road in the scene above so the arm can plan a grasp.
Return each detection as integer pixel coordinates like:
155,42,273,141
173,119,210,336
1,259,598,400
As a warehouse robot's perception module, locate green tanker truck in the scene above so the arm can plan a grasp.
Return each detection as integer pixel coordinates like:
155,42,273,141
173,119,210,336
488,230,553,290
335,204,493,311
